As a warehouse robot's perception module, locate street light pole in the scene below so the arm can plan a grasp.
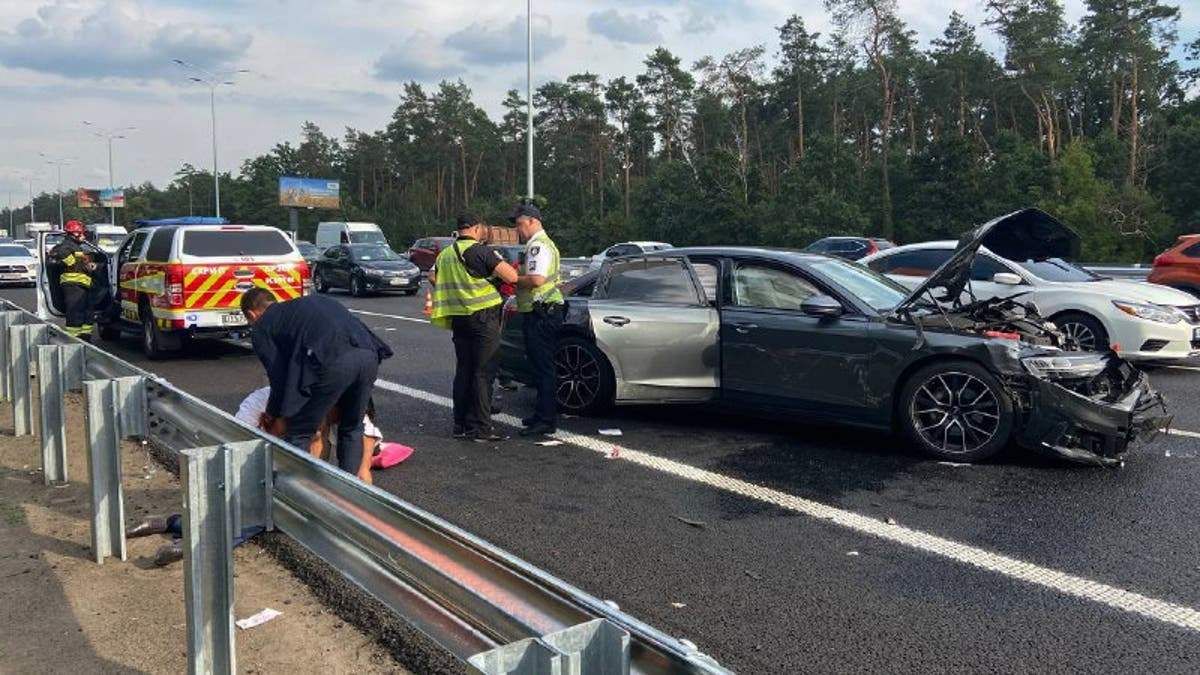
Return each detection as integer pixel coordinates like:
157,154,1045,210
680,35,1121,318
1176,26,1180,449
174,60,248,220
82,122,134,227
526,0,534,200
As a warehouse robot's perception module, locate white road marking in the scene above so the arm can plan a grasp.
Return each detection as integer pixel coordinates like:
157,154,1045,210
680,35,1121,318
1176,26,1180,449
374,377,1200,633
1167,428,1200,440
348,308,429,325
1162,365,1200,373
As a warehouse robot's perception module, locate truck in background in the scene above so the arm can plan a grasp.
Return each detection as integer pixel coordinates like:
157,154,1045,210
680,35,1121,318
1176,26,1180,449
87,223,129,254
315,222,387,250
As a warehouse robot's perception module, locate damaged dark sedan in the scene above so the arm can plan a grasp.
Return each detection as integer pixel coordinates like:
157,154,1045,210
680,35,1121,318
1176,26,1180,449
497,208,1170,465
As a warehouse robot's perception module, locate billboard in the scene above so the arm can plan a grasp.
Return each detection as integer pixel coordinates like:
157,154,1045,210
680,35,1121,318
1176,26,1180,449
279,176,340,209
77,188,125,208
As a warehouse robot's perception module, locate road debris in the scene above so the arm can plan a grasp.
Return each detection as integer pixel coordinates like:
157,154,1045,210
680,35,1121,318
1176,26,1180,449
673,516,706,528
236,608,282,630
937,461,972,467
744,570,762,581
885,517,898,525
670,602,687,608
605,446,620,459
598,428,623,436
846,551,860,557
536,440,564,447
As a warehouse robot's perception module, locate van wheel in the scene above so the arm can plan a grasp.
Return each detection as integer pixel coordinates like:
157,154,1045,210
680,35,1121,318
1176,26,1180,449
141,310,181,360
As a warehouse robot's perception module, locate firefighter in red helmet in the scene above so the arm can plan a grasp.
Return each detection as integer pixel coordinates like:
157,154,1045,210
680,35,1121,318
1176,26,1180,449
49,220,96,339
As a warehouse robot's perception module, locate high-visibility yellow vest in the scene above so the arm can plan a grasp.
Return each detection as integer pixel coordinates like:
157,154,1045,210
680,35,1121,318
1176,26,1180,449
55,245,93,288
516,231,562,313
429,239,502,330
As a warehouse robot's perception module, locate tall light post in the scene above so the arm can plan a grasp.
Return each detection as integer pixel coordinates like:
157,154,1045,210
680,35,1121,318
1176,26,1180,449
526,0,535,200
174,60,249,219
39,153,74,228
82,122,135,226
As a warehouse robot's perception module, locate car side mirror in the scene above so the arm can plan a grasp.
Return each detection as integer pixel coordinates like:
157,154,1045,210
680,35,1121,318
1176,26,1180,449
992,272,1023,286
801,294,844,318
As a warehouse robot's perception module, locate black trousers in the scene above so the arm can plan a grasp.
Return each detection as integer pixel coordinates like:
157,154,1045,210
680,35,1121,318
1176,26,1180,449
522,304,563,426
62,283,92,336
284,347,379,474
451,306,501,434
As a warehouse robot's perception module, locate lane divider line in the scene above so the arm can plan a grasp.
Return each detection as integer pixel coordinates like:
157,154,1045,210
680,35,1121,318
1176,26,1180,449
1163,365,1200,373
1166,428,1200,439
373,377,1200,634
349,308,429,324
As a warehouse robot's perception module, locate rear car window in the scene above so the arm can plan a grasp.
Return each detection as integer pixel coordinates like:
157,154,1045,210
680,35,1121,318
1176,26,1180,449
145,228,177,261
1183,242,1200,258
182,230,294,257
603,258,699,304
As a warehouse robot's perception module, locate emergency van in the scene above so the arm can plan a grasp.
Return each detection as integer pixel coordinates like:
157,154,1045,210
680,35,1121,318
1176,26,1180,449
39,218,311,358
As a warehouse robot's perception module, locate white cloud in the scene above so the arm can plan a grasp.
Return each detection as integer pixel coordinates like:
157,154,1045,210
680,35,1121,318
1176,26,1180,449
588,9,666,45
0,0,251,80
444,14,566,65
374,32,464,82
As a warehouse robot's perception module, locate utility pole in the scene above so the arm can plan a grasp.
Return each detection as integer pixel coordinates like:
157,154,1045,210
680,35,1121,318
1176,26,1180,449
40,153,74,228
82,122,134,226
526,0,535,201
174,59,249,219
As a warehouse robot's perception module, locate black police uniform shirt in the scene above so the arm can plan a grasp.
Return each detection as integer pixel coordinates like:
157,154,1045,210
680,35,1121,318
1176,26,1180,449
437,236,504,279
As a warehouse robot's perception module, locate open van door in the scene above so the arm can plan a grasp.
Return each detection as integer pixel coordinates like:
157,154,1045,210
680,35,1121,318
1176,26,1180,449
36,230,115,324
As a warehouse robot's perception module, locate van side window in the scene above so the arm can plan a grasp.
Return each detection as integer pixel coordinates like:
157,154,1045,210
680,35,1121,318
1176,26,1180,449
145,228,177,262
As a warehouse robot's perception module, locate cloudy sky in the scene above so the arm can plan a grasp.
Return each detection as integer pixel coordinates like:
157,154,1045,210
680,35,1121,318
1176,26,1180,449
0,0,1195,208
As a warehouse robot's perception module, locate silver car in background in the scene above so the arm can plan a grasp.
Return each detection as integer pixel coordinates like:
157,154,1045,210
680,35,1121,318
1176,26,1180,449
0,243,39,286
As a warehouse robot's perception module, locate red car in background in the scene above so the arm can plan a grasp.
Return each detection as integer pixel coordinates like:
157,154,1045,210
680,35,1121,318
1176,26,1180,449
1149,234,1200,297
407,236,455,272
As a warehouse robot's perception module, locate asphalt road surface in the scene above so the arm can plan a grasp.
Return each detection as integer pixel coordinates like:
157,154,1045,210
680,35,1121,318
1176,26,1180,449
7,285,1200,672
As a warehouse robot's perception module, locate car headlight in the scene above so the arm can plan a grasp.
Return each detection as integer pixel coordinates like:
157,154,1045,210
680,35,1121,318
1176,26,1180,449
364,268,384,277
1022,353,1108,379
1112,300,1184,324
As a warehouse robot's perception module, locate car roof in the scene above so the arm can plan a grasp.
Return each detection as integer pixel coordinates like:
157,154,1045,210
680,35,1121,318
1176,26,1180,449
635,245,830,263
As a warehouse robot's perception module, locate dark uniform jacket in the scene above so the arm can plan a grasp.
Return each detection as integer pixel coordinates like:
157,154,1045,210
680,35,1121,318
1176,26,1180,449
49,238,93,287
250,295,393,418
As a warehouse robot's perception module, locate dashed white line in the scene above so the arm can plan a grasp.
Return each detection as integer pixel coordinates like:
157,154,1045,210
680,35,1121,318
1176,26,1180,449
373,376,1200,634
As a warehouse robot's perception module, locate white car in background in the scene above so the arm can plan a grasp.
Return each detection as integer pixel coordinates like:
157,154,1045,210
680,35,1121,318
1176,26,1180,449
589,241,673,270
0,243,39,286
861,241,1200,362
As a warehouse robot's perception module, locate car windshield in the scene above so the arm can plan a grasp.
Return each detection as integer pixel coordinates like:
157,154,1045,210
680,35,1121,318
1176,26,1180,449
96,235,124,250
1014,257,1099,282
0,245,30,257
808,257,910,311
350,245,402,262
348,230,387,245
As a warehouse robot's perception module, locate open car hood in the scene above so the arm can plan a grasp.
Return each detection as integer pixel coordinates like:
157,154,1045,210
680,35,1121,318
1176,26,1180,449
894,208,1080,313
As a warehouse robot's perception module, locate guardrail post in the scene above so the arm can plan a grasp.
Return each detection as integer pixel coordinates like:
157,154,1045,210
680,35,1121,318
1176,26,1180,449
37,344,83,485
181,444,237,675
0,310,25,401
468,639,565,675
10,324,48,436
542,619,630,675
83,376,146,564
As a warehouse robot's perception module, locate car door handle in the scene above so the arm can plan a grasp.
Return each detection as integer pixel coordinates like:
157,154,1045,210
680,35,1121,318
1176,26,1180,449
732,322,758,334
603,316,630,327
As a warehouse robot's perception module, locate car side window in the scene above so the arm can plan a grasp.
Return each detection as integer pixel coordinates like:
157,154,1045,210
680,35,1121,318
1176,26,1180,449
869,249,951,277
732,264,818,311
1183,242,1200,258
970,256,1010,282
121,232,148,265
144,228,175,262
689,260,720,303
602,258,700,304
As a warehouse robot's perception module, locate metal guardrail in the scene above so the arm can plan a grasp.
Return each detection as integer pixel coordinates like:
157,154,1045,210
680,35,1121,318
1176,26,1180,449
0,300,730,675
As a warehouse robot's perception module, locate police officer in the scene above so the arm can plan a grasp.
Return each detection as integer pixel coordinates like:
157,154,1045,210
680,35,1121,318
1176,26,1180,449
509,203,564,437
429,213,518,442
50,220,96,339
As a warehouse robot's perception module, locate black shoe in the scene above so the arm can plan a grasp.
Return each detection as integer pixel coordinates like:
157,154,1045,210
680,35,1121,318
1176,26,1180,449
491,404,502,415
453,425,467,439
153,541,184,567
468,431,508,443
521,415,538,427
519,422,557,437
128,516,170,538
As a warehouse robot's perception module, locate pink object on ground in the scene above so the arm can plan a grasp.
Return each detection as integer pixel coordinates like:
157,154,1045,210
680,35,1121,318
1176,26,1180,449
371,442,413,470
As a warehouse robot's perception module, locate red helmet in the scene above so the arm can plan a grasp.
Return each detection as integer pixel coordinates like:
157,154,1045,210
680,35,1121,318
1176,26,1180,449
64,220,85,235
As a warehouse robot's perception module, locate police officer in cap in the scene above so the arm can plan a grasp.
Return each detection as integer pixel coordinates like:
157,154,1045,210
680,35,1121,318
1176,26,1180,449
429,213,519,442
510,203,564,436
50,220,97,339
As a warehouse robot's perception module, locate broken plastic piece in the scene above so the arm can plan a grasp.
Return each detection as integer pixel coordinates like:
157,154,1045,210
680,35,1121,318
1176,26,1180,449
598,428,623,436
236,608,282,630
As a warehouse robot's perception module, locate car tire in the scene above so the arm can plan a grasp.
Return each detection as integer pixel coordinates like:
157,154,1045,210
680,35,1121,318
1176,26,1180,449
313,269,328,293
899,360,1015,463
1053,312,1109,352
141,306,181,360
350,274,366,297
402,289,417,296
554,337,615,416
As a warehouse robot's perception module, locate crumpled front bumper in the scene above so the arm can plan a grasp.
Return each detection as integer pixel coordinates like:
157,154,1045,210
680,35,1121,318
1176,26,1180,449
1016,368,1171,467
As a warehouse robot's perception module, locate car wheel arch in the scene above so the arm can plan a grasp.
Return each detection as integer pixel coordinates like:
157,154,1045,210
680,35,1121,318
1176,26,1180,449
557,327,621,389
888,354,998,432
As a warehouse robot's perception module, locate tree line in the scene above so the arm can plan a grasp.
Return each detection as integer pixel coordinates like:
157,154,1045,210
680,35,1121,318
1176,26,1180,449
5,0,1199,262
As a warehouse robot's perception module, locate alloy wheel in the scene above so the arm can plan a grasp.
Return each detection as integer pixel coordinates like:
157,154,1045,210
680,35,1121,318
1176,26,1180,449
910,371,1001,455
555,343,601,411
1060,321,1097,351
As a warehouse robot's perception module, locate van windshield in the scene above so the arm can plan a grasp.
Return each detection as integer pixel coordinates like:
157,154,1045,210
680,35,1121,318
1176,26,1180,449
348,230,386,245
182,230,294,257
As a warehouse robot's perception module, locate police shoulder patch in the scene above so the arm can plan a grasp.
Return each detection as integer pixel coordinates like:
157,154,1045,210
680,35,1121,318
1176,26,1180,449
529,245,541,256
